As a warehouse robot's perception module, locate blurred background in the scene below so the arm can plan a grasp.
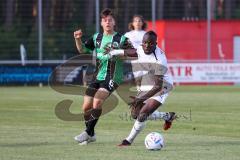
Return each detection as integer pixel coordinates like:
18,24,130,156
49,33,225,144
0,0,240,85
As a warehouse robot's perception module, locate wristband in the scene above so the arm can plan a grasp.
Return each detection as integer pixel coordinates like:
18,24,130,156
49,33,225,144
109,49,124,57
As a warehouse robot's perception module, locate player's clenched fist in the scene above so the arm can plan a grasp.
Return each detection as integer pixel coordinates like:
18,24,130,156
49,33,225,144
74,30,82,39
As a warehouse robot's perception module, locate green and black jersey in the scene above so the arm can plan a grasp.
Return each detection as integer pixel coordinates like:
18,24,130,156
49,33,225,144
83,32,133,84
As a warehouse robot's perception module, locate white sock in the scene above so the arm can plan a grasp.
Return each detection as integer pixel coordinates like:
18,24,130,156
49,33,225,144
126,120,146,143
148,111,169,120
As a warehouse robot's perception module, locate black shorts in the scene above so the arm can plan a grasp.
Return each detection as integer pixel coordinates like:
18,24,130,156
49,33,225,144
85,79,119,97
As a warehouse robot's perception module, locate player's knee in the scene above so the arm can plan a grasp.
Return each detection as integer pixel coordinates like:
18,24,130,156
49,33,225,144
131,112,138,119
137,113,148,122
82,104,92,113
131,107,139,119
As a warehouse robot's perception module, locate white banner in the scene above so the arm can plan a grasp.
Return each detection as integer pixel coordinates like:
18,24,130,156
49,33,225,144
168,63,240,83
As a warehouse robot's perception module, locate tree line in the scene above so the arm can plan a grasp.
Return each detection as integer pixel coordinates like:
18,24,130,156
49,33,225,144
0,0,240,60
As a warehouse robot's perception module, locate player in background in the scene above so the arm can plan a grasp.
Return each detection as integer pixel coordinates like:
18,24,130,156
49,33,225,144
117,31,177,146
124,15,147,49
73,8,136,145
124,15,147,88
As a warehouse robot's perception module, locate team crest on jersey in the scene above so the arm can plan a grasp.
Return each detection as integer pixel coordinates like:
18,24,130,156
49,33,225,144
112,42,119,49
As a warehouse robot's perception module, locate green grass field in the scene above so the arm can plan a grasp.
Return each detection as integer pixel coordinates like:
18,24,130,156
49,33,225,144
0,86,240,160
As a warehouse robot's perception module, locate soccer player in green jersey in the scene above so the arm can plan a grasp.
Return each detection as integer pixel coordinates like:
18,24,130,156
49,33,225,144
73,8,136,145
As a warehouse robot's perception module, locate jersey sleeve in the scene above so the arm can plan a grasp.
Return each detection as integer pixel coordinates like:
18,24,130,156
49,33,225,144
155,61,168,76
83,33,100,53
84,37,95,51
155,48,168,76
120,36,134,49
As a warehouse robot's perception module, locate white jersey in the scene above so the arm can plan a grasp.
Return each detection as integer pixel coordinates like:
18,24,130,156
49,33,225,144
124,30,146,49
133,46,173,92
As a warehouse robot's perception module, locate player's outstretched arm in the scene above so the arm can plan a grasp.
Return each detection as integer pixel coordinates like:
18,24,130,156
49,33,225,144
124,49,138,57
74,29,84,54
107,49,137,58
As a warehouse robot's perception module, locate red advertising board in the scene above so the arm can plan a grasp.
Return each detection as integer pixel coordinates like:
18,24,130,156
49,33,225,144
148,20,240,61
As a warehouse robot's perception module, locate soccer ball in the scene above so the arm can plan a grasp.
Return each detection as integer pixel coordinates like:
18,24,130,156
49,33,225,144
144,132,164,150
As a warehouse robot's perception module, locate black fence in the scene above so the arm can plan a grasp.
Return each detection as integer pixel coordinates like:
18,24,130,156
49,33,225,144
1,0,240,60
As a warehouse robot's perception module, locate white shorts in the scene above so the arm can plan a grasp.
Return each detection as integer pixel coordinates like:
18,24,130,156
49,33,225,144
140,82,172,105
144,93,169,104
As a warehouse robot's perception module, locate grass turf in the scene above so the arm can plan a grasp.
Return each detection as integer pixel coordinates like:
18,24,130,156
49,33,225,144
0,85,240,160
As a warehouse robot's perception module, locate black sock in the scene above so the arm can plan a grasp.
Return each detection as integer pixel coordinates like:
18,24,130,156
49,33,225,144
86,118,99,136
85,108,102,136
85,121,89,128
84,111,91,133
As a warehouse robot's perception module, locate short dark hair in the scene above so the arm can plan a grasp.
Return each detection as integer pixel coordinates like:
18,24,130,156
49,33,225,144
145,31,157,41
128,15,147,31
101,8,114,19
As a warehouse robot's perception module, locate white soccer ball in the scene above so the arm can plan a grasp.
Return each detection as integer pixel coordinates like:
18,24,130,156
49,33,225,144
144,132,164,150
